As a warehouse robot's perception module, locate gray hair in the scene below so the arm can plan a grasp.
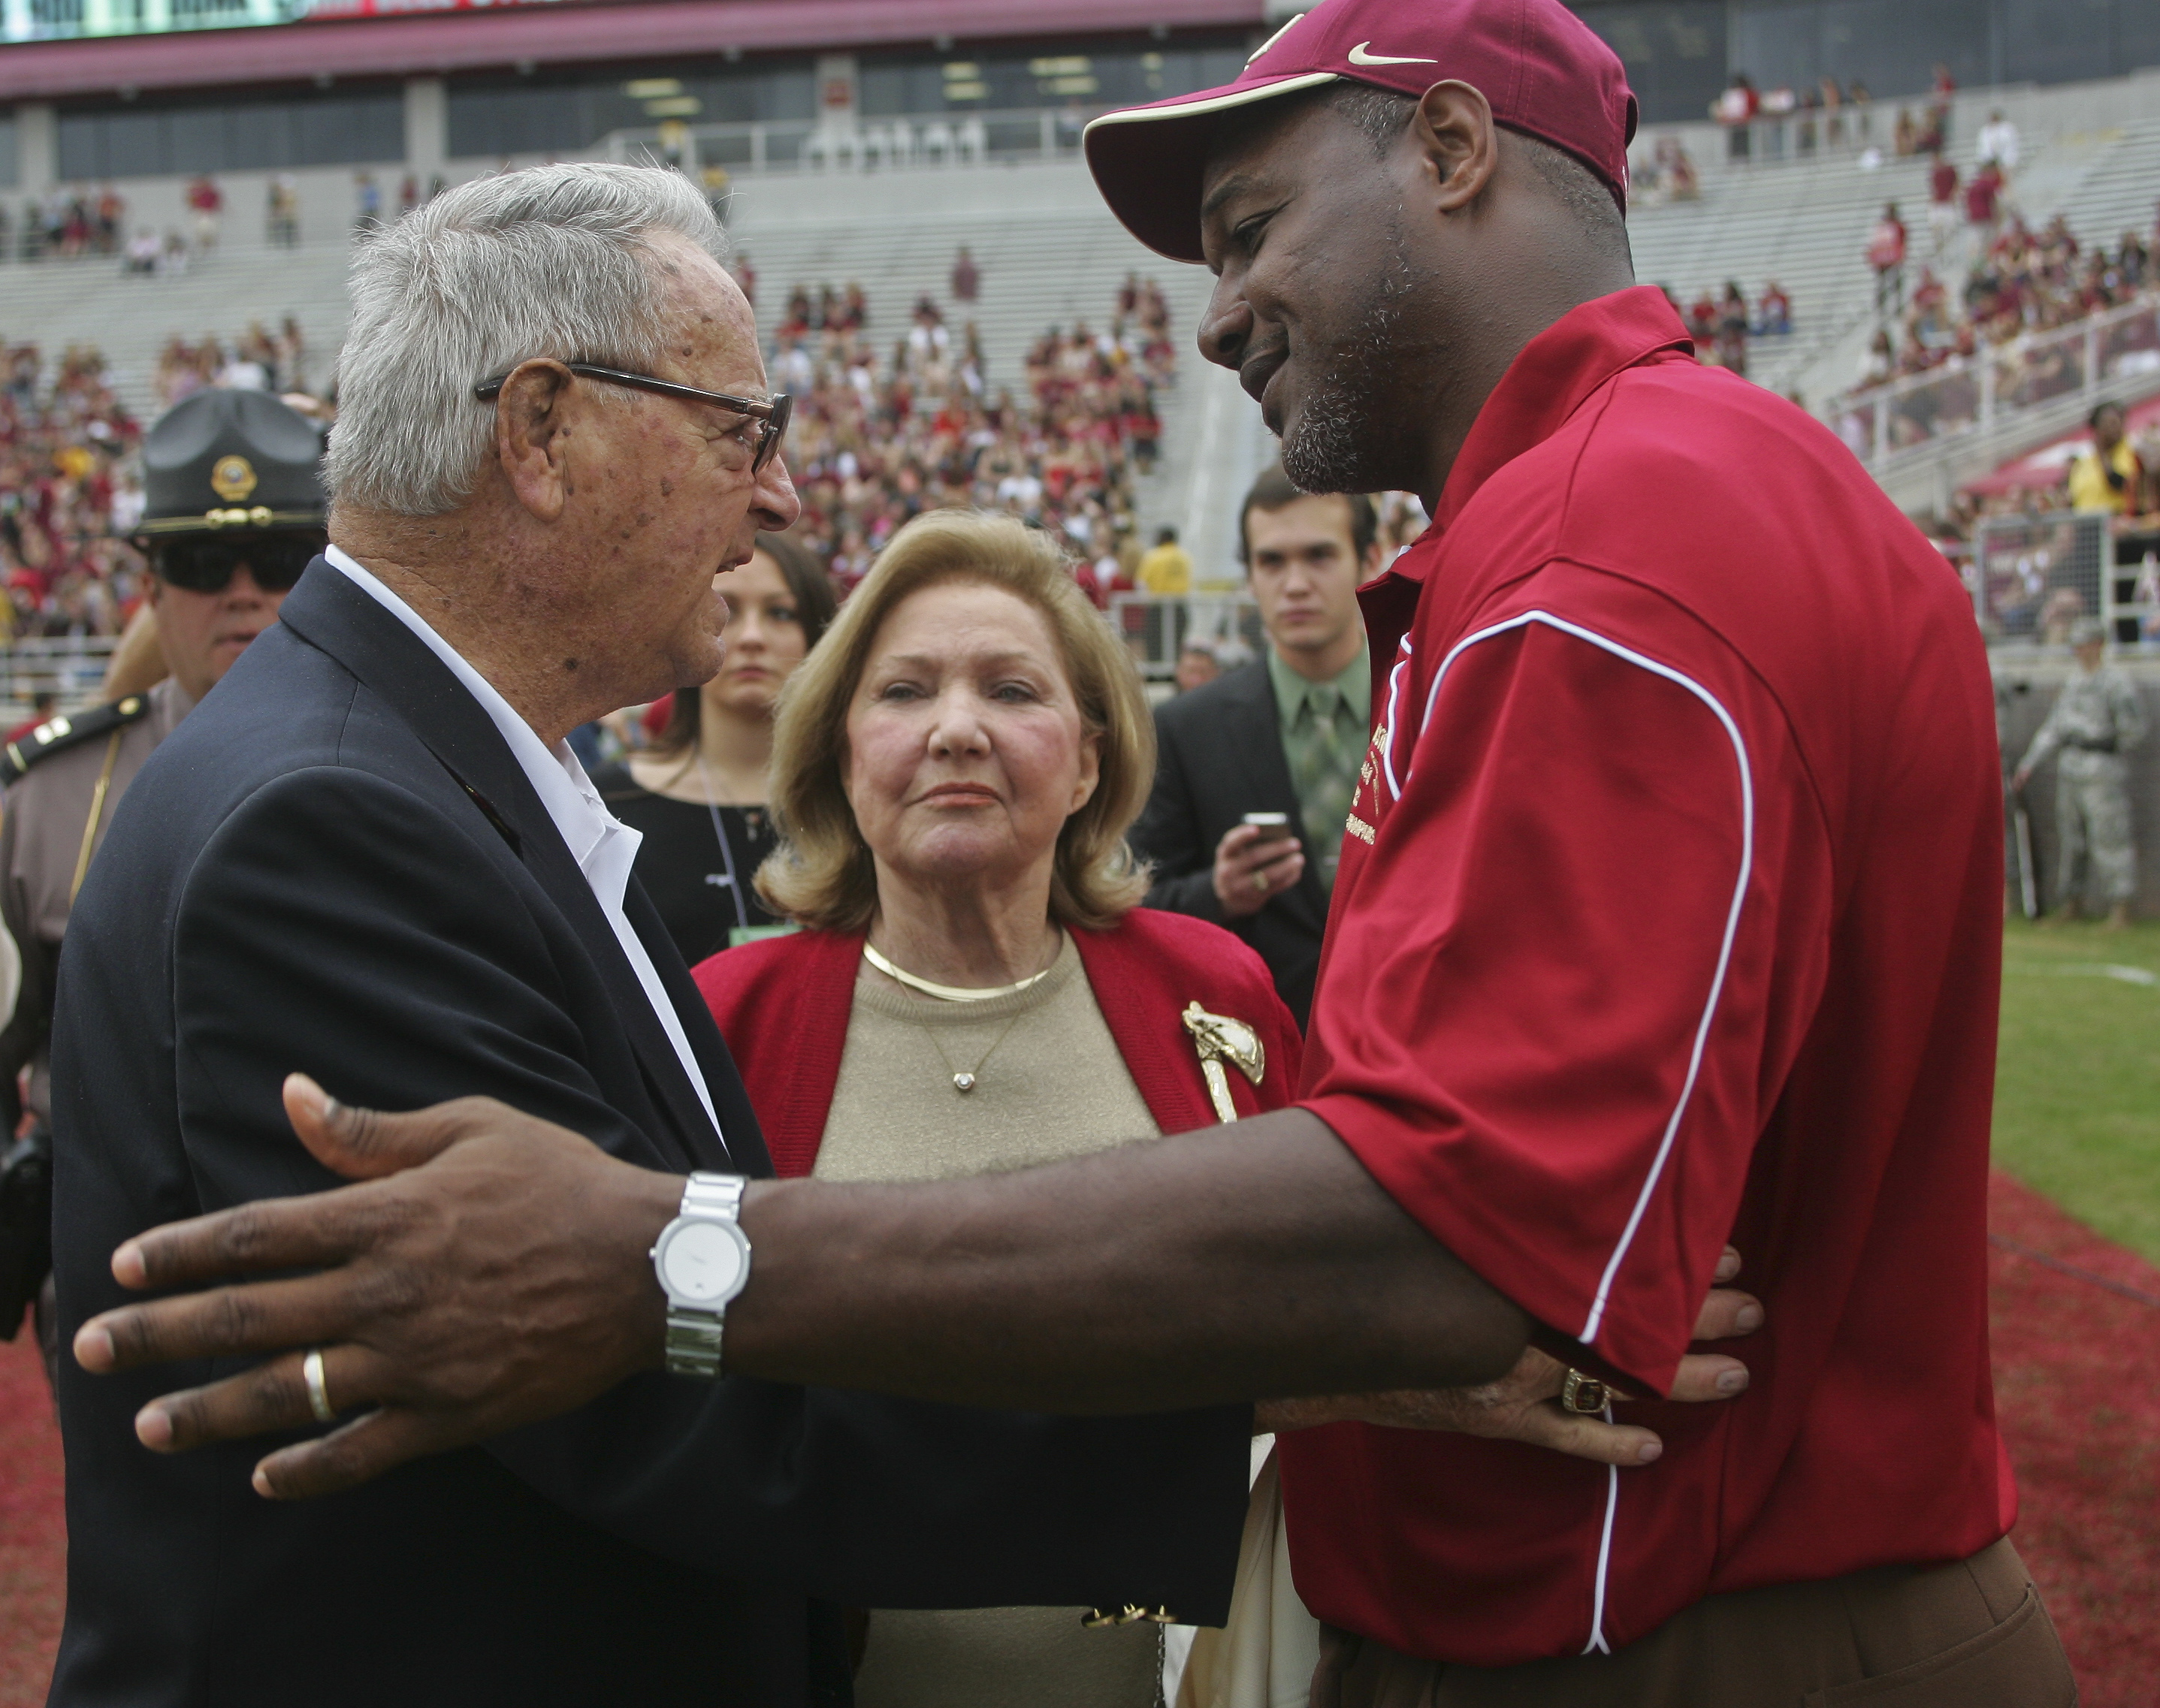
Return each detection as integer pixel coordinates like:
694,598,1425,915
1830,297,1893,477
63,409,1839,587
325,162,730,517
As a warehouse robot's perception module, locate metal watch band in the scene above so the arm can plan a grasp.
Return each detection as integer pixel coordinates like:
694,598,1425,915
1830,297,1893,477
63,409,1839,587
661,1172,748,1380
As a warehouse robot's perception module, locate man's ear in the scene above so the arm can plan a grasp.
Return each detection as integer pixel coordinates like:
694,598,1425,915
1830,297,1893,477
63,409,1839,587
491,360,577,524
1411,80,1500,214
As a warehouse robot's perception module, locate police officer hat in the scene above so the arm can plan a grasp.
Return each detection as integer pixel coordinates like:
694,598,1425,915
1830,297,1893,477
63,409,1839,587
134,389,327,540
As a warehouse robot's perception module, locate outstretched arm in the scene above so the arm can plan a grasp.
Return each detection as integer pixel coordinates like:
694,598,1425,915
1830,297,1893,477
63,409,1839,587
78,1079,1759,1499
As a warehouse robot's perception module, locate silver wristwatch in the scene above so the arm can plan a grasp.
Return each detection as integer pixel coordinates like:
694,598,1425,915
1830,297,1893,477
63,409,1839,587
650,1172,753,1378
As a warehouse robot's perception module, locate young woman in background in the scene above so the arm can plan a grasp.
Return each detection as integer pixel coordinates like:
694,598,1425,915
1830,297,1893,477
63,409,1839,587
594,531,836,964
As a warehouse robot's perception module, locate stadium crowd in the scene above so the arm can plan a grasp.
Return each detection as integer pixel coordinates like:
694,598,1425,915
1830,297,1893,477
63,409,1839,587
1853,213,2155,395
0,343,144,643
767,273,1174,597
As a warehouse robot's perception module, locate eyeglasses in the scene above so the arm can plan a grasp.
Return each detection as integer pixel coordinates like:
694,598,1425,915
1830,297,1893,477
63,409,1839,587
473,363,792,474
153,533,323,594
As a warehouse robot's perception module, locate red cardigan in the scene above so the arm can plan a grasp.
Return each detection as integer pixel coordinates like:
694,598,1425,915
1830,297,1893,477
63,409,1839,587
693,907,1303,1178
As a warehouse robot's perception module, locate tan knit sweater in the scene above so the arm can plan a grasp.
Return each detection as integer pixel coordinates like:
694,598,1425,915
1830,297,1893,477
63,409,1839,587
815,933,1165,1708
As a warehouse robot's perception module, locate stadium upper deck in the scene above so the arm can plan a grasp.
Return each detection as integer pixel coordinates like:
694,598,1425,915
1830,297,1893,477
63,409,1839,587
3,0,2158,201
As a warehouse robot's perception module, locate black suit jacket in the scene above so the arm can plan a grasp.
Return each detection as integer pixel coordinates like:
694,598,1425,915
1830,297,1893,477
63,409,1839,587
48,564,1246,1708
1131,661,1331,1027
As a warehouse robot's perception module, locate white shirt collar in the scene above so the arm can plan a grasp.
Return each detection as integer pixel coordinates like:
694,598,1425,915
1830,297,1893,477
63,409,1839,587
323,545,633,911
323,545,724,1147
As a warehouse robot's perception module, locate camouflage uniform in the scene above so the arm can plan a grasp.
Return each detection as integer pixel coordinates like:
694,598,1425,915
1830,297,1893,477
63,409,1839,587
2017,664,2149,910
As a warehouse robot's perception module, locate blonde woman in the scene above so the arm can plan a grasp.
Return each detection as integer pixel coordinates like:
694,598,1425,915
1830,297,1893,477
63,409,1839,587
696,510,1303,1708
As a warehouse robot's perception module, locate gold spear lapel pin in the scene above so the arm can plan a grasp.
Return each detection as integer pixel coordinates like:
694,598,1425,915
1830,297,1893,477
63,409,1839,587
1182,1001,1266,1124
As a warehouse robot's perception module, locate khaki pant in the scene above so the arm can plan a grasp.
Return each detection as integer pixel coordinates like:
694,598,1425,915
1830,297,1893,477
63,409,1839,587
1311,1538,2074,1707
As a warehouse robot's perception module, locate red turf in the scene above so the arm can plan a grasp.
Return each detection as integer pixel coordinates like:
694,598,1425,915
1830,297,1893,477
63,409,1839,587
1986,1171,2160,1708
0,1173,2153,1703
0,1332,62,1708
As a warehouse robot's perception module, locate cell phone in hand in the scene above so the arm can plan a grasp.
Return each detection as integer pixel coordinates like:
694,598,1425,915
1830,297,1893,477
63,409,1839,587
1243,811,1291,833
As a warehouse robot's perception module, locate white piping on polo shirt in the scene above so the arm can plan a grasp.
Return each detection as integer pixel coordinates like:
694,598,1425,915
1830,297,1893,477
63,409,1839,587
1379,637,1413,803
325,545,725,1151
1395,608,1755,1655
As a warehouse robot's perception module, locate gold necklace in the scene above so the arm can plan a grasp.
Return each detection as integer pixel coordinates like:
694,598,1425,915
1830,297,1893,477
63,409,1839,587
914,1009,1029,1094
862,940,1053,1003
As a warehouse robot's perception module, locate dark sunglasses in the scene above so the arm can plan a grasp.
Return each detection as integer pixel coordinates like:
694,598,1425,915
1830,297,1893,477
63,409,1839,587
474,363,792,473
153,533,322,594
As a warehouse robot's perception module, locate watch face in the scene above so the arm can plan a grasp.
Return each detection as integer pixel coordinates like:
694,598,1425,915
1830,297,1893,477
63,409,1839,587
660,1220,749,1303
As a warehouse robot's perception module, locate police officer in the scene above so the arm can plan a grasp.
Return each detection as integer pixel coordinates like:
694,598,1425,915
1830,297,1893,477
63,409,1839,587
2013,617,2150,928
0,388,325,1381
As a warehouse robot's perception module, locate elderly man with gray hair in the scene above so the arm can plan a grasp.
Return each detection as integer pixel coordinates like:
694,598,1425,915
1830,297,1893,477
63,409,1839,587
44,163,1254,1707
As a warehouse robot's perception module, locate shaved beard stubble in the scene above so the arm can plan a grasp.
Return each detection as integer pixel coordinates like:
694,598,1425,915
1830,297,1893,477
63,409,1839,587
1279,214,1436,498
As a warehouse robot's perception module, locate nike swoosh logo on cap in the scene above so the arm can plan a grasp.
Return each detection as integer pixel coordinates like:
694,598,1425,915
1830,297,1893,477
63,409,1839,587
1348,41,1439,65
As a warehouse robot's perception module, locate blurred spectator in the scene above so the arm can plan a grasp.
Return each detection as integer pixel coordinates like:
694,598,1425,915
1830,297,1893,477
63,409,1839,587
1965,159,2004,229
733,251,756,309
1686,288,1717,361
1633,136,1699,204
1976,110,2020,177
1173,643,1220,694
94,186,122,254
400,174,420,219
1859,328,1896,388
266,175,301,249
1714,282,1750,373
355,172,382,231
1757,280,1793,335
122,228,159,276
185,175,222,251
1868,204,1908,318
2065,401,2141,515
1138,526,1192,595
1928,151,1960,250
1714,72,1760,159
951,245,980,304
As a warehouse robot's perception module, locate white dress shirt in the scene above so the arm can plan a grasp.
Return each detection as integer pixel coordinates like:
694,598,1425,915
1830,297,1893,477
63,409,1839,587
326,545,724,1149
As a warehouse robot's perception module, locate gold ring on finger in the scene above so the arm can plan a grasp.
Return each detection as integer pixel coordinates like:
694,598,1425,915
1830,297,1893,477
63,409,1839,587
1560,1369,1611,1415
1252,870,1269,892
303,1347,337,1425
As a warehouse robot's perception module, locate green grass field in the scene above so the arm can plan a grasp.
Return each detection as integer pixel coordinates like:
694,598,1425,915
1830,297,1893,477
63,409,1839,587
1995,917,2160,1263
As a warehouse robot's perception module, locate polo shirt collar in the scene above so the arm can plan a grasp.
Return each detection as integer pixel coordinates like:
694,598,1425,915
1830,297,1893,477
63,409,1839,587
1268,640,1372,732
1394,285,1696,575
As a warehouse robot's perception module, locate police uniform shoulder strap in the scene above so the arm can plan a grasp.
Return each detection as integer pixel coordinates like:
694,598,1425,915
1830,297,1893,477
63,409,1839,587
2,696,151,784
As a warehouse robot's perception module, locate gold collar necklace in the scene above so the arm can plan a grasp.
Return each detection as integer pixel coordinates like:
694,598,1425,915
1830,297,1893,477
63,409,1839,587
862,940,1053,1003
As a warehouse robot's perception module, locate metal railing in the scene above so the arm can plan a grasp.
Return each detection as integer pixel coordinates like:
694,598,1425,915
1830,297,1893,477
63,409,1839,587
1968,510,2160,648
1826,293,2160,474
1107,593,1262,681
606,106,1102,178
2,634,119,719
1708,107,1889,167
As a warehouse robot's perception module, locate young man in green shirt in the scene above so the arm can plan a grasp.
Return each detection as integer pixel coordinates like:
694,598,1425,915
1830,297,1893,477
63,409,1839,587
1130,465,1382,1024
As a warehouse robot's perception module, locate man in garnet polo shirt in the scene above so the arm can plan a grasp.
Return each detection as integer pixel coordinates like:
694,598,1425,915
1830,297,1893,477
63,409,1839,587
71,0,2074,1702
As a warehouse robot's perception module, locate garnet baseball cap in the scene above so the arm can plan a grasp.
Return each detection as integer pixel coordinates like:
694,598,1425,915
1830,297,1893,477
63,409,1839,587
1083,0,1637,263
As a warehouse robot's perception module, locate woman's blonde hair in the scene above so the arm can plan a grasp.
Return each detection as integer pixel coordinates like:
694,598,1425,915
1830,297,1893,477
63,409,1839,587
757,509,1156,932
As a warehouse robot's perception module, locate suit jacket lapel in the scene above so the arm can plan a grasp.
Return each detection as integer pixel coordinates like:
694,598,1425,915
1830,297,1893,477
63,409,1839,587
624,880,774,1177
276,563,721,1170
